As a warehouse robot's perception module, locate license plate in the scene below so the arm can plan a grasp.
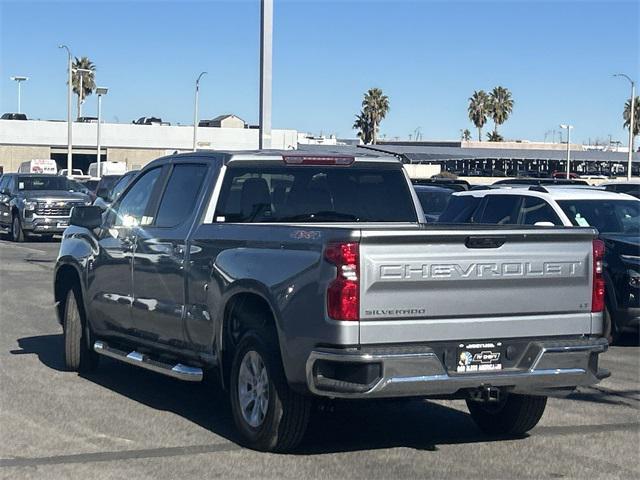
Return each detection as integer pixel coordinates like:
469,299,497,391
57,222,68,228
456,341,503,373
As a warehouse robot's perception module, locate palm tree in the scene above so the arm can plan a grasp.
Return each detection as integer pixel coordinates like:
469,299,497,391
461,129,472,141
362,88,389,144
487,131,504,142
72,56,96,119
353,111,373,144
623,96,640,138
468,90,489,141
488,86,514,136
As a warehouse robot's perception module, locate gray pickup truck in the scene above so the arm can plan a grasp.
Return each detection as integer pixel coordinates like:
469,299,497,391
0,173,91,241
54,150,609,452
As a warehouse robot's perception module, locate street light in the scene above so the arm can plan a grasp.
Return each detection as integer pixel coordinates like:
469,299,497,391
10,76,28,113
96,87,109,177
74,68,93,119
560,124,573,179
259,0,273,149
614,73,636,180
193,72,207,151
58,45,73,177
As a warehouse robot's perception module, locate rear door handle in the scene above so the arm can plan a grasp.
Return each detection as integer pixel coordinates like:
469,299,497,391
465,236,506,249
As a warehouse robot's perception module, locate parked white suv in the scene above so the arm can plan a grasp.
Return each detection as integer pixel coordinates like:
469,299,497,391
439,186,640,343
439,186,638,228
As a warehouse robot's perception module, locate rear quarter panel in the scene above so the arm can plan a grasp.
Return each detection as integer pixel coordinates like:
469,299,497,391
186,223,361,389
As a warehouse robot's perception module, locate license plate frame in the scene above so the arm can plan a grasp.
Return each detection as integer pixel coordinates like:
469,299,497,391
456,341,504,374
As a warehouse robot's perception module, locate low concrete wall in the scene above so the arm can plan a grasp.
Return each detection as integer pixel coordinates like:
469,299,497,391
458,176,610,186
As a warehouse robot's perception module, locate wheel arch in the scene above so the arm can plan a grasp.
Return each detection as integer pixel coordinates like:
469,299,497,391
54,262,85,326
217,286,283,390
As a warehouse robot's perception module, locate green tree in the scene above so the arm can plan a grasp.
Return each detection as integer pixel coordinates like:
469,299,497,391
72,56,96,119
488,86,514,136
461,129,472,141
487,131,504,142
468,90,489,141
353,111,373,144
623,96,640,138
361,87,390,144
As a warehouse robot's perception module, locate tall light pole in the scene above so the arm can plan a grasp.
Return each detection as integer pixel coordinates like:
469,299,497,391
96,87,108,177
10,76,28,113
58,45,73,177
614,73,636,180
193,72,207,152
560,124,573,179
259,0,273,149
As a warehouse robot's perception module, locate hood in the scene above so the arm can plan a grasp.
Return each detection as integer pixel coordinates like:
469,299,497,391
19,190,89,202
601,234,640,267
600,233,640,249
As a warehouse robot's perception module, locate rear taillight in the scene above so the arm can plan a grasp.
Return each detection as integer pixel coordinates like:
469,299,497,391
325,242,359,321
592,239,605,313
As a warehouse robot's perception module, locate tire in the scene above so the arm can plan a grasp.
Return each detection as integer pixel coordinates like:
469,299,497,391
603,305,620,345
11,214,24,242
229,331,310,452
63,288,99,372
466,393,547,436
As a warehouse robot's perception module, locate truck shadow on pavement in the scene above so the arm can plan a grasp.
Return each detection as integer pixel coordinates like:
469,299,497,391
15,333,530,454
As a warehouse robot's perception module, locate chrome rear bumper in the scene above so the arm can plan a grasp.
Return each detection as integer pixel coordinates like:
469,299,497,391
306,337,609,399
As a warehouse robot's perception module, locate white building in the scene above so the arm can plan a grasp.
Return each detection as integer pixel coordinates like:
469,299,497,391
0,119,298,173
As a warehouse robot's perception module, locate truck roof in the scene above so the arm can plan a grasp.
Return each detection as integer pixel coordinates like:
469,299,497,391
147,149,402,169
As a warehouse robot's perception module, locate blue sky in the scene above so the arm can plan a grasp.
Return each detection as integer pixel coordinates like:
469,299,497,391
1,0,638,143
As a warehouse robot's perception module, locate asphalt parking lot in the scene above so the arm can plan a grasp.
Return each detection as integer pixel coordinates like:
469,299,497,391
0,238,638,480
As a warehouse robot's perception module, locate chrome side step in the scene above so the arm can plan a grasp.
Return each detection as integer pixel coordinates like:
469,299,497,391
93,341,203,382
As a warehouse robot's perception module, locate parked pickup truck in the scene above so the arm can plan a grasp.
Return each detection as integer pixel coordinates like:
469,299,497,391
54,151,609,452
0,173,91,241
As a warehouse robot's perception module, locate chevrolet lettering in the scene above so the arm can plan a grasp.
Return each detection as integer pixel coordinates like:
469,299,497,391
377,260,583,281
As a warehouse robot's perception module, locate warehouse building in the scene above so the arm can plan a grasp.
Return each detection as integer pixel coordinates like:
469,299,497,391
0,119,297,173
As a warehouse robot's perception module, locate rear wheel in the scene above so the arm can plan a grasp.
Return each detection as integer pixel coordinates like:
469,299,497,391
11,214,24,242
466,393,547,436
229,332,310,452
63,288,99,372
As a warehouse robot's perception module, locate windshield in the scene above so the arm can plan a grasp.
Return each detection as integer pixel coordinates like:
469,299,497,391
215,166,418,223
557,199,640,235
16,176,75,191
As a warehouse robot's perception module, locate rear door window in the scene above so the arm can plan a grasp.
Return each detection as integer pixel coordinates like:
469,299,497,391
438,195,481,223
478,195,522,224
518,196,562,225
155,164,208,227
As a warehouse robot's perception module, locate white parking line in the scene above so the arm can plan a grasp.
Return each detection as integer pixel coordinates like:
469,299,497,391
0,240,49,254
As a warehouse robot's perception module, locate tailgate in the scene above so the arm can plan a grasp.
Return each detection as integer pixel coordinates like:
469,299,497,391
359,227,597,344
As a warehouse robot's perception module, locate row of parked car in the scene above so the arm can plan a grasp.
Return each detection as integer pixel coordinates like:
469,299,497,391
0,164,637,345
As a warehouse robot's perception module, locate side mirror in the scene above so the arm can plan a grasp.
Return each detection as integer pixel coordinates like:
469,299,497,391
96,187,111,202
70,205,103,229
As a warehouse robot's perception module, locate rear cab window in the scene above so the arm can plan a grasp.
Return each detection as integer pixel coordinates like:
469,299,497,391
214,164,418,223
